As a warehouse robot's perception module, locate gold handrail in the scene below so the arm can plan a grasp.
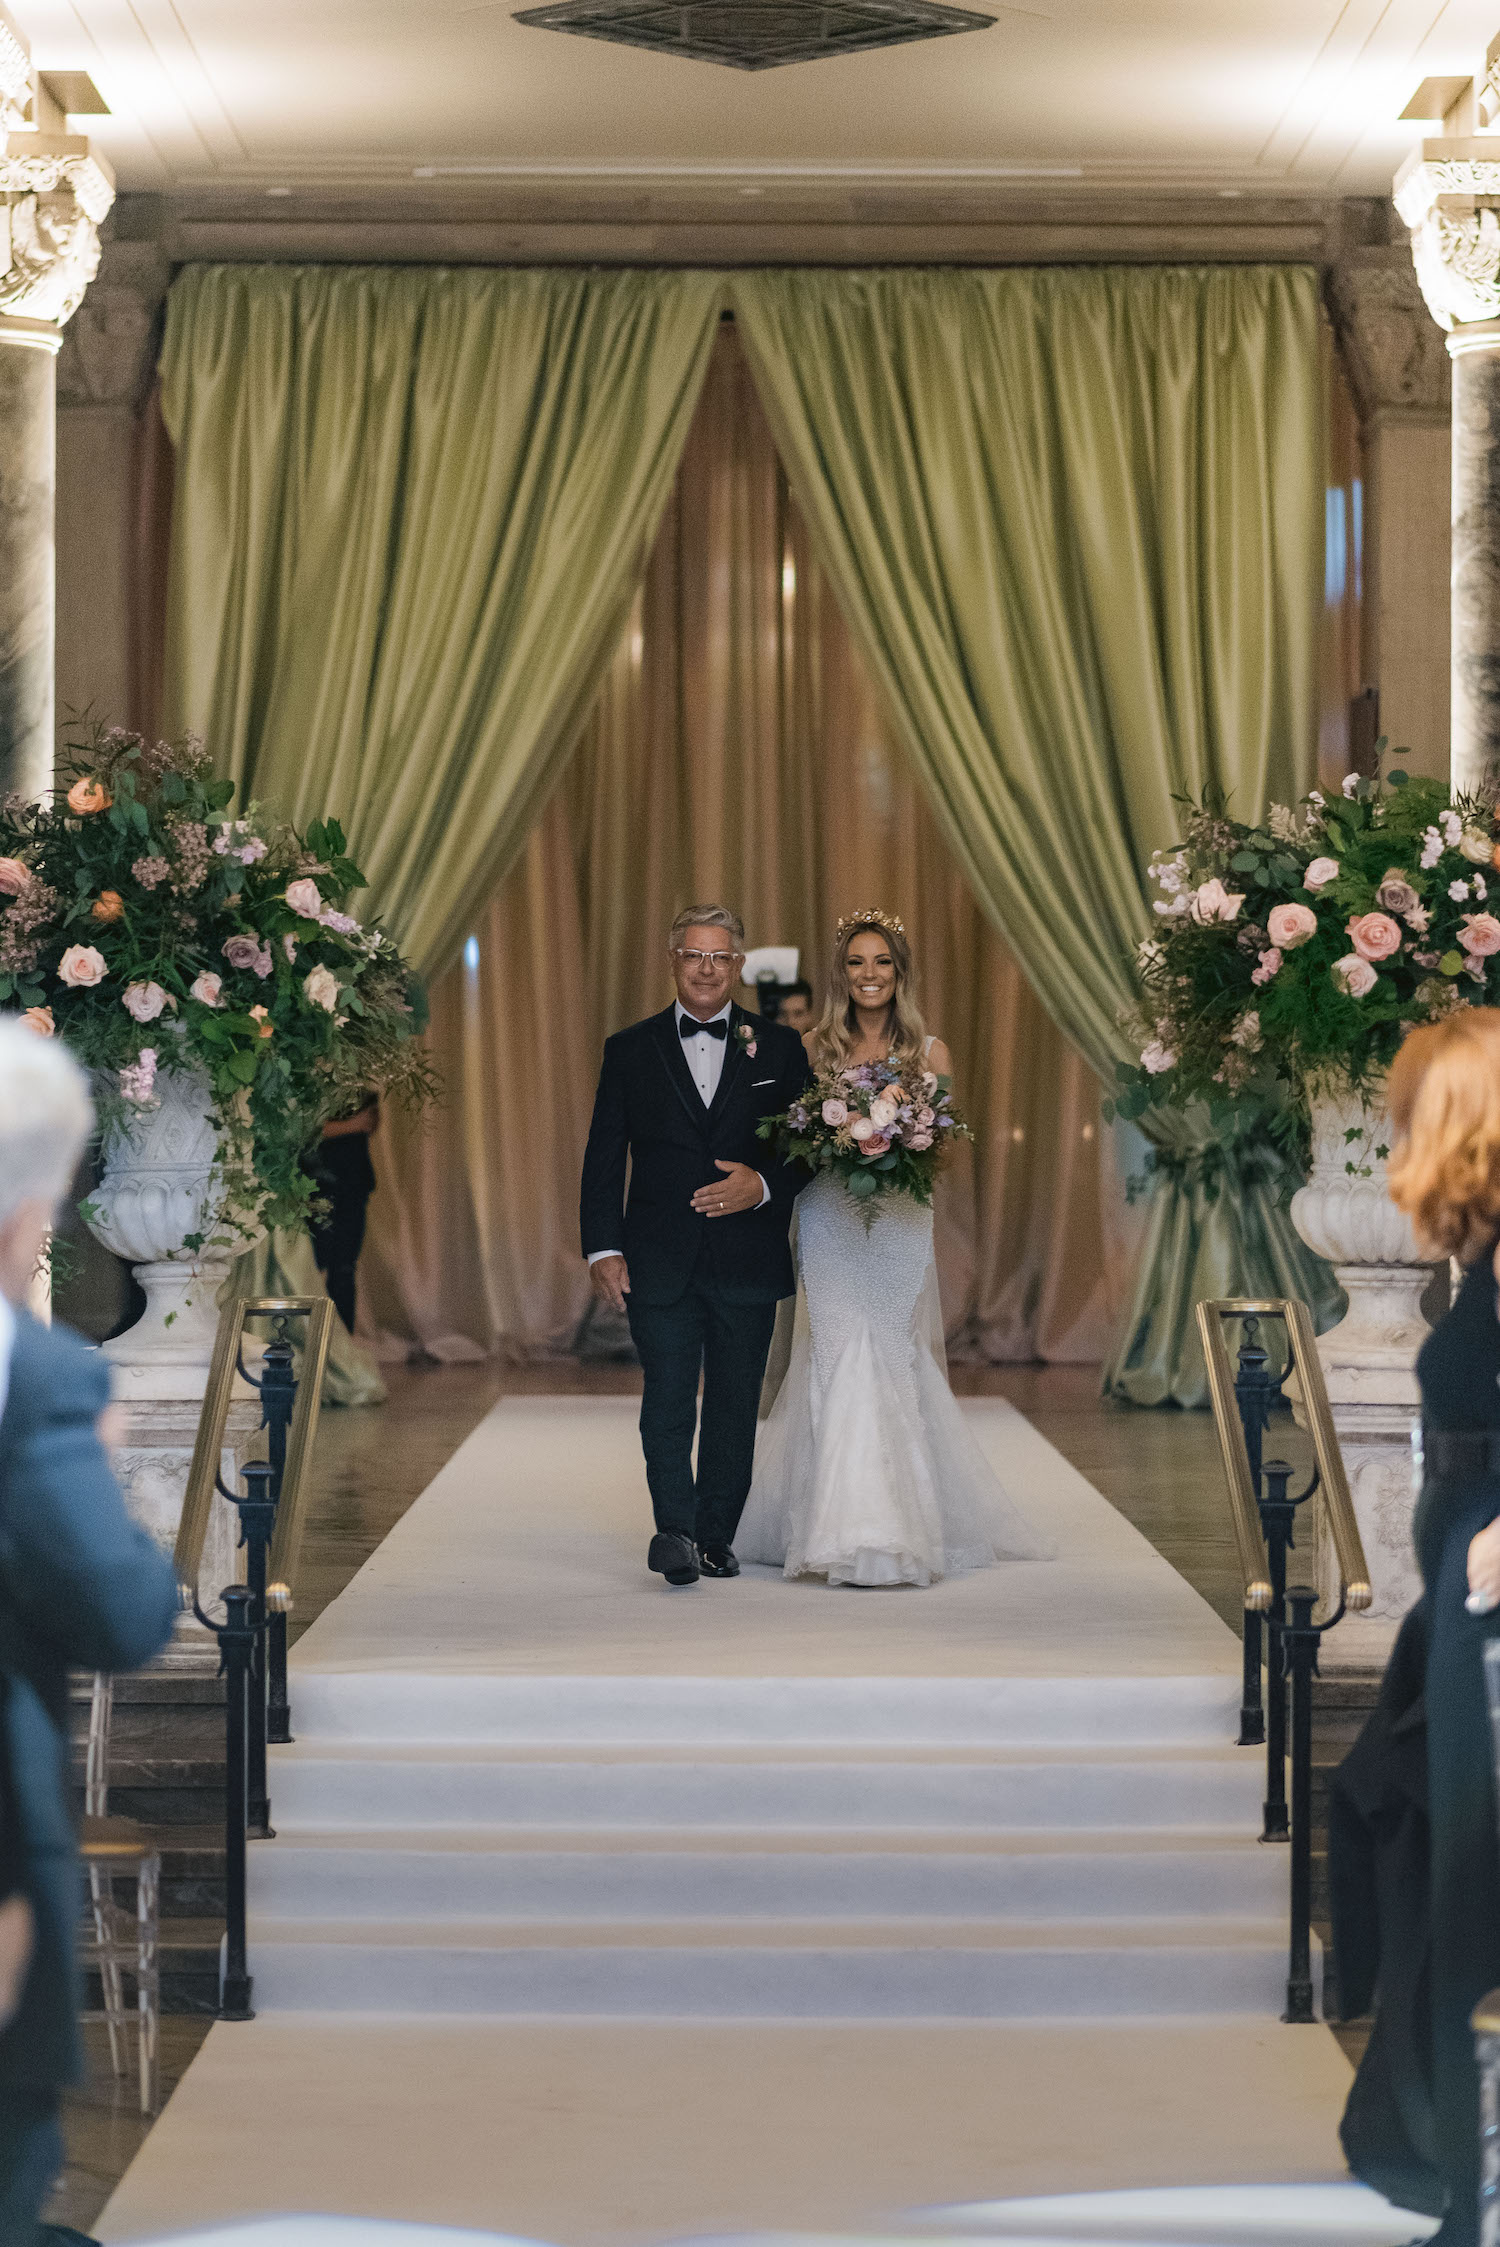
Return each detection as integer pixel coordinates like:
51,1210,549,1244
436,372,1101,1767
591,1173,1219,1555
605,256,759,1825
1195,1296,1372,1615
173,1294,337,1609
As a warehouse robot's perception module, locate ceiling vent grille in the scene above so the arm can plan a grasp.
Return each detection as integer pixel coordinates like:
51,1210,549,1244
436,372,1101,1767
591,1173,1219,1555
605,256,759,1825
511,0,996,71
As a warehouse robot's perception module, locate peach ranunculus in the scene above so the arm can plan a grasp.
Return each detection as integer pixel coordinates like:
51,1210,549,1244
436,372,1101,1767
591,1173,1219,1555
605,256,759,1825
57,943,106,987
189,970,224,1008
122,980,168,1023
1459,912,1500,957
91,890,124,923
65,776,111,815
1332,954,1378,998
20,1005,53,1035
1303,856,1340,892
0,858,29,896
821,1098,849,1128
1189,877,1245,925
868,1097,898,1131
1346,912,1403,962
248,1003,274,1039
285,878,324,920
1266,902,1318,951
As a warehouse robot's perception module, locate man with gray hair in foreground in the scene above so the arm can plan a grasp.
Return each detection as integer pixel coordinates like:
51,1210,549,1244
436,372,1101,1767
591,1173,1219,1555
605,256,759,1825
0,1018,178,2240
580,906,811,1587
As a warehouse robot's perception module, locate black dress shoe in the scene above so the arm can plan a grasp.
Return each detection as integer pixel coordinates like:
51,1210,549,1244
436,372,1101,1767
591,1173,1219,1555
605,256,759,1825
698,1544,740,1578
648,1532,700,1586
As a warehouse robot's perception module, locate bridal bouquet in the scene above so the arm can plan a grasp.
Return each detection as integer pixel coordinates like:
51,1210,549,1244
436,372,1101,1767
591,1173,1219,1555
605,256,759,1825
0,723,433,1240
759,1055,970,1210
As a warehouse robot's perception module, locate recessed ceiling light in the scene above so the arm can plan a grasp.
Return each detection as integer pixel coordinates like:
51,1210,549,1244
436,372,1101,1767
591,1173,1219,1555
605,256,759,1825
265,186,293,198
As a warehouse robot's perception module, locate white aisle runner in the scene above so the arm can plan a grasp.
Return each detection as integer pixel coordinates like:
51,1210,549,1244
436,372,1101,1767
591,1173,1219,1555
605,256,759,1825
100,1397,1359,2244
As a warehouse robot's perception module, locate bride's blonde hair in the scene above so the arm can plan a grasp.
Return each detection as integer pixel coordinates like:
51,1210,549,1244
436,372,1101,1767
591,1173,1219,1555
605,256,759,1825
813,911,926,1074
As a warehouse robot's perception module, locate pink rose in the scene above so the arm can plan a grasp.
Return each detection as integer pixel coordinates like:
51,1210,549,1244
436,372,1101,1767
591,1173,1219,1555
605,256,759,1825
1267,903,1317,951
908,1130,934,1151
223,934,272,978
1375,870,1420,916
1346,912,1403,962
1304,857,1340,893
861,1134,891,1159
1189,878,1245,925
122,980,168,1023
19,1005,53,1035
822,1099,849,1127
917,1106,936,1128
0,858,29,896
303,964,340,1012
57,943,106,988
189,970,224,1008
1251,947,1282,987
1333,954,1378,998
1460,912,1500,957
285,878,323,920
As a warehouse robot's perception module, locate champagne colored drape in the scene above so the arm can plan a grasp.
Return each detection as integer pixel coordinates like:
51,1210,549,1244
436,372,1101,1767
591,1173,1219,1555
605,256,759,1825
158,263,722,979
360,331,1119,1365
727,267,1338,1403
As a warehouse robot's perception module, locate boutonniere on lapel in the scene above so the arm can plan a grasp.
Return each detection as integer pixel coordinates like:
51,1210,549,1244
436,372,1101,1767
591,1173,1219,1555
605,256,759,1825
735,1020,758,1060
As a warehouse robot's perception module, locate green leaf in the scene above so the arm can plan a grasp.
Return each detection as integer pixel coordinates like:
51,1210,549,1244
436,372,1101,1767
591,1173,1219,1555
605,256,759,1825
846,1169,878,1198
228,1048,259,1083
1230,852,1259,871
0,974,11,1002
1253,867,1271,887
1440,950,1464,977
1389,770,1410,788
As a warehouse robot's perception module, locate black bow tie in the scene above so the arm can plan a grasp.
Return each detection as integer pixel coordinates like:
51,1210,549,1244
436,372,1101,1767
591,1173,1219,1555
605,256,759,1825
680,1014,728,1041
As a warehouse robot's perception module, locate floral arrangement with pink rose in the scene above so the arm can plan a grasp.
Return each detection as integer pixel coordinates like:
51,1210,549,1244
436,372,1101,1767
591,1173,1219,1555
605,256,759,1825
1110,753,1499,1169
759,1054,971,1214
0,725,433,1242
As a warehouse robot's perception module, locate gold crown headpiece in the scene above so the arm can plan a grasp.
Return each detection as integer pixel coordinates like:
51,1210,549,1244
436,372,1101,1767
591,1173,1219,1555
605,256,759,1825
835,908,906,943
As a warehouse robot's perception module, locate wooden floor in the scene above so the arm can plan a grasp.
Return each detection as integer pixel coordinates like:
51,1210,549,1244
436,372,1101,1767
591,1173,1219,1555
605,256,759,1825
51,1357,1296,2231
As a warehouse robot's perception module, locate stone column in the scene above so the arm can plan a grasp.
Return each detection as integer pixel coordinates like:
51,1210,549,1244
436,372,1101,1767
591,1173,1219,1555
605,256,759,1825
1395,139,1500,792
1327,249,1452,780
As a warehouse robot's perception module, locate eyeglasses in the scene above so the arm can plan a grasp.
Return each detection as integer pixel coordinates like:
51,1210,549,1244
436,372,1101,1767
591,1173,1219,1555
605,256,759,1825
672,948,741,968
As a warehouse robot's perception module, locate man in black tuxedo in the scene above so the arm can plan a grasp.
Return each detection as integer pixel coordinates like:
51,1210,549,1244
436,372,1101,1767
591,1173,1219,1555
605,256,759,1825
581,905,812,1586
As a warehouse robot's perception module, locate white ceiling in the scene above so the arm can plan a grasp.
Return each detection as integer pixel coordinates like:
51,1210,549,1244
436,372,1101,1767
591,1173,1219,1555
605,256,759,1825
11,0,1500,200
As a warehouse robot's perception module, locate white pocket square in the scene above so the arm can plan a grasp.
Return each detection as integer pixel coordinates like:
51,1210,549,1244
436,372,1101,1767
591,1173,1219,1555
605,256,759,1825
752,1078,775,1086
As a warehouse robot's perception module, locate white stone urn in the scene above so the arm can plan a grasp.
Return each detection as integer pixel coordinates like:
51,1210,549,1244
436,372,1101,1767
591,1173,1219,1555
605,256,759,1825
84,1061,253,1367
82,1058,265,1651
1288,1079,1438,1661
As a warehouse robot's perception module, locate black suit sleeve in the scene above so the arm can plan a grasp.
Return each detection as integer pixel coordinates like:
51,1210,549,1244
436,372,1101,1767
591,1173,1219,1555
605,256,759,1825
580,1035,630,1259
761,1034,815,1216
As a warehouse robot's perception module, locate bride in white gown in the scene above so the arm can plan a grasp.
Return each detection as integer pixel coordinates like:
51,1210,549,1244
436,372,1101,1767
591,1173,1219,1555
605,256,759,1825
737,911,1053,1587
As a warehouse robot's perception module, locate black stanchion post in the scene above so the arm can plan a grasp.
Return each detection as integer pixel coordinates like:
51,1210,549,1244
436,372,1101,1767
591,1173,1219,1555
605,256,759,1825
1282,1583,1320,2025
1259,1460,1294,1843
258,1317,298,1746
236,1461,277,1841
213,1584,257,2022
1233,1317,1273,1749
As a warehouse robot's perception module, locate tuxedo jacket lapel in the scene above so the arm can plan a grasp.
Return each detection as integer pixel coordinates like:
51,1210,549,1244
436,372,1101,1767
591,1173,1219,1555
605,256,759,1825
707,1006,750,1130
652,1007,711,1137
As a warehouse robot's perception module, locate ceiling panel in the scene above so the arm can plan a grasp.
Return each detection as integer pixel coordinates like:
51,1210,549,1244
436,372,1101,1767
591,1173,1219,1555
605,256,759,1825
10,0,1499,195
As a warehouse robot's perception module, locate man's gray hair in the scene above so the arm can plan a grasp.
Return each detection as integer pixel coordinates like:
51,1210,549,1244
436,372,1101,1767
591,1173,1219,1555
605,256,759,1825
0,1018,93,1227
669,904,745,950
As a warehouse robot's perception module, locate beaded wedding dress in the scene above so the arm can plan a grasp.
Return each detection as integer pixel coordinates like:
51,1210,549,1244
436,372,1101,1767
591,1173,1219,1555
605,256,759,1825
737,1166,1054,1587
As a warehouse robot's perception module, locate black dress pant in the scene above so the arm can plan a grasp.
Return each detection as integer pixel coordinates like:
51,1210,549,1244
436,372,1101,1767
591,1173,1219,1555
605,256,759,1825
627,1248,777,1550
306,1136,376,1335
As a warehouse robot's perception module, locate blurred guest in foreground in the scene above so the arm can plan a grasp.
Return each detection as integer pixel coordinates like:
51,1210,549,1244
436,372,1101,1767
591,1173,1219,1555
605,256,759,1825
1335,1008,1500,2246
0,1018,178,2242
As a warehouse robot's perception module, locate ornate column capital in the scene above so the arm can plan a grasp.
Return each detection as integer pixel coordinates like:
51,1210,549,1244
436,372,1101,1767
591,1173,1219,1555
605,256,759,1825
1326,245,1451,417
1394,140,1500,335
0,4,115,350
55,234,169,407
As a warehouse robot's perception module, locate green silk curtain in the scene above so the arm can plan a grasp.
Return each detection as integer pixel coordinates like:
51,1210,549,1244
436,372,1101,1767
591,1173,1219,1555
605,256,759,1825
159,263,722,981
729,267,1339,1403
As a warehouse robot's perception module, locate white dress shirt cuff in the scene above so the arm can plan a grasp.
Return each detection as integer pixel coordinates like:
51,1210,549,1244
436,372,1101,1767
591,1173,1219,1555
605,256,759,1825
757,1174,771,1208
587,1248,623,1264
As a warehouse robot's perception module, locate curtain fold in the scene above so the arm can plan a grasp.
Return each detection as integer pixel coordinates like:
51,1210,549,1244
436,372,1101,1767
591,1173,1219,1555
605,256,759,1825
729,266,1337,1403
159,263,723,980
359,330,1120,1366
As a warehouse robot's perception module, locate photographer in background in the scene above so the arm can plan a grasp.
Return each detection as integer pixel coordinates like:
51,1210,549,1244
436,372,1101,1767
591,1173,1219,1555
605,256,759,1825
305,1096,380,1336
0,1019,177,2241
